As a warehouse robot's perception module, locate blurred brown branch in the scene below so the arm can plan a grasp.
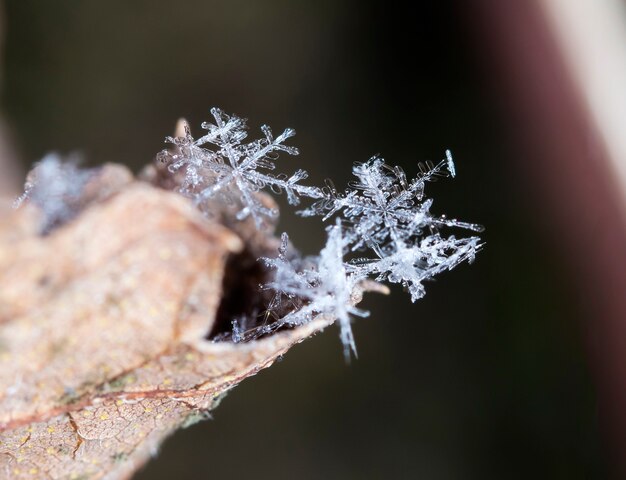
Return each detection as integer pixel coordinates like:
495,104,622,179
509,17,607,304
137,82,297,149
0,0,20,198
0,122,19,196
472,0,626,475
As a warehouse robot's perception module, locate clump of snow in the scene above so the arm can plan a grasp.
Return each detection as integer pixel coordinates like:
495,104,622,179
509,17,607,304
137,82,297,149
15,153,95,234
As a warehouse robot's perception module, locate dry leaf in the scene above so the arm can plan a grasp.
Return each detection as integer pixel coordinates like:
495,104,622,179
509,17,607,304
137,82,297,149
0,166,335,479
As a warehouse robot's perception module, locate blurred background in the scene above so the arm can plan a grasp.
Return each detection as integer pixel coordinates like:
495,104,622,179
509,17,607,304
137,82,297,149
4,0,626,478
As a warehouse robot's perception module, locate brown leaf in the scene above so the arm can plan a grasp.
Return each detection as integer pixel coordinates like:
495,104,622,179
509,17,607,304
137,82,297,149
0,167,333,479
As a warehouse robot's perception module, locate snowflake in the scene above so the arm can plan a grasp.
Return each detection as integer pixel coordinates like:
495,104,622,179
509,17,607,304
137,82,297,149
14,153,95,234
158,108,322,227
298,152,483,302
261,223,368,359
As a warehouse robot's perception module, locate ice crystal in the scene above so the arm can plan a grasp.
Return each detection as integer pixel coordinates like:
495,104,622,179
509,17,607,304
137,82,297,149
254,152,482,355
14,153,95,234
157,108,483,356
158,108,323,228
296,153,482,304
261,224,368,358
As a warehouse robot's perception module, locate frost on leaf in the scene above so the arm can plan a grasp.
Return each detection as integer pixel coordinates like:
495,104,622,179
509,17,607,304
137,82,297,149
14,153,96,234
157,108,322,228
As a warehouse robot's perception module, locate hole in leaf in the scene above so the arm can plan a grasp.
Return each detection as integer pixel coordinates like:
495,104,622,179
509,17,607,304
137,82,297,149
208,247,270,341
208,241,306,343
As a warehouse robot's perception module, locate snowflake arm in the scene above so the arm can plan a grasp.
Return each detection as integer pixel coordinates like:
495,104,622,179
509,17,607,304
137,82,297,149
446,149,456,178
353,234,481,302
157,122,216,194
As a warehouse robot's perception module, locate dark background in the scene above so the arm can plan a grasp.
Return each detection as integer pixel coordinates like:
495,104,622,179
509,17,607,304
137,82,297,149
2,1,605,478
